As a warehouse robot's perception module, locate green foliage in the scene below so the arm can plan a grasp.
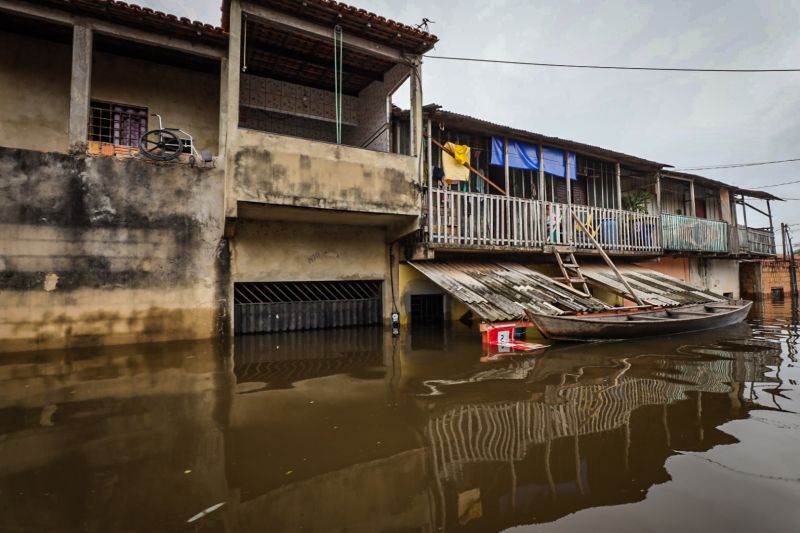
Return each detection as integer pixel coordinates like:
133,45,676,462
622,191,654,213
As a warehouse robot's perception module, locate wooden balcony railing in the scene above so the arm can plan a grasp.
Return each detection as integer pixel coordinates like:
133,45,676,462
428,190,660,253
546,203,661,253
429,189,543,248
661,213,728,253
736,226,776,255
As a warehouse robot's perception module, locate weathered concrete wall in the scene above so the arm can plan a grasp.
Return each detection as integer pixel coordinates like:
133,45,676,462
91,51,220,154
229,128,420,218
231,219,393,319
689,258,740,298
638,256,739,298
0,31,71,153
0,148,226,352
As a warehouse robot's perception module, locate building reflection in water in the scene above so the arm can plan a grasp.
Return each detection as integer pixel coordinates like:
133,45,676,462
0,314,792,532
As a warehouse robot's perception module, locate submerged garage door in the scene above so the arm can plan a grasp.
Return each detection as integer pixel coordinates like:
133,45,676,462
234,280,383,334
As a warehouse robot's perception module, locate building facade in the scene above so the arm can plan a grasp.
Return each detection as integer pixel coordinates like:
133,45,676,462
0,0,781,352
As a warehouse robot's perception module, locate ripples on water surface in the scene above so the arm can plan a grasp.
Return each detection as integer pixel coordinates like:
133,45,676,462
0,301,799,532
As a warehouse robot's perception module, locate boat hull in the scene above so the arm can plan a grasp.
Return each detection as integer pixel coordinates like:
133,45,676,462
528,300,753,342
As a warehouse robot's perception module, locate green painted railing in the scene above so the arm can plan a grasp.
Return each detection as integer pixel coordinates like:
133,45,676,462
661,213,728,253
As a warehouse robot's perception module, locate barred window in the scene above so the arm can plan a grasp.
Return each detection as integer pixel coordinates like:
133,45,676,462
89,101,148,147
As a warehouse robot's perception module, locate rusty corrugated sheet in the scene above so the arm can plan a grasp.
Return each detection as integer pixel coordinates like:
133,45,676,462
407,261,610,321
579,265,727,306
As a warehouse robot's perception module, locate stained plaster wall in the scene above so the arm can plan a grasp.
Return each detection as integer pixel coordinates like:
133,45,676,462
230,219,394,319
0,31,71,153
228,128,419,218
638,256,740,298
91,51,220,154
0,148,226,352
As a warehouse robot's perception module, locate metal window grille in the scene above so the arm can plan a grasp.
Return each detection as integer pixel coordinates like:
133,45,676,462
234,280,383,334
89,101,148,147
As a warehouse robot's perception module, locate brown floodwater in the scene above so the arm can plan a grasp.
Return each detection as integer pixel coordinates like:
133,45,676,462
1,300,799,532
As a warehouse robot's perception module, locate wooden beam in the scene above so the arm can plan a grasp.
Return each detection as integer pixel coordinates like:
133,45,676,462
0,0,225,59
615,162,622,209
428,136,506,195
242,1,407,63
572,212,645,305
503,137,510,197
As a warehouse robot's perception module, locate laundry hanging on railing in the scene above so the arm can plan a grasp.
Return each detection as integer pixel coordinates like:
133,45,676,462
442,142,470,184
490,137,539,170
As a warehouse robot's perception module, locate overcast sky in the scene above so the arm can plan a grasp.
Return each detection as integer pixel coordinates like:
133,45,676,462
141,0,800,237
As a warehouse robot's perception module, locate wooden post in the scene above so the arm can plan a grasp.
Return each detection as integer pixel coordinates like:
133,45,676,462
504,137,510,196
538,145,545,201
615,162,622,209
572,211,645,305
689,179,697,217
655,171,662,215
566,152,572,244
68,24,93,153
427,119,433,241
767,199,773,233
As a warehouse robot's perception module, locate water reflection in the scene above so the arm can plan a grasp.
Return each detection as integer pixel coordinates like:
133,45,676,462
0,302,797,532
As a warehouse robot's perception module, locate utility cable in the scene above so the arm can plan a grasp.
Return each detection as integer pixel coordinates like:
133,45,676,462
748,178,800,189
424,55,800,73
675,158,800,171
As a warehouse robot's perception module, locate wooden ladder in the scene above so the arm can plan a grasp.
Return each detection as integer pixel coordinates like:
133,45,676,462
552,249,591,297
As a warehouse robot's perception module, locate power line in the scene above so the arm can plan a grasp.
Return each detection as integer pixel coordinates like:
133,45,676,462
749,178,800,189
424,55,800,73
675,157,800,171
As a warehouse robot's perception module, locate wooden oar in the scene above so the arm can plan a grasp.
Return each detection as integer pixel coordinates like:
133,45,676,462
426,135,507,195
571,212,645,306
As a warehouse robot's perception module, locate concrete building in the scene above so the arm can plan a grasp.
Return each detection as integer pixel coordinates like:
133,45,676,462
0,0,436,352
0,0,783,352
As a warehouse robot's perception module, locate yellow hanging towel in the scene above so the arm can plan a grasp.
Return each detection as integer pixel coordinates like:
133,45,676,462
442,142,470,185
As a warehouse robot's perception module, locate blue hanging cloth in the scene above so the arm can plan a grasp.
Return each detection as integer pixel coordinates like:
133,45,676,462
490,137,539,170
542,146,577,180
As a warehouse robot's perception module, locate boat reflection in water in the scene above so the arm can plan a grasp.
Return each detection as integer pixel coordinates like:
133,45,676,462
0,307,795,532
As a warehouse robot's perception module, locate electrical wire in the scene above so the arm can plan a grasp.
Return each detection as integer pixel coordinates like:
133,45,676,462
675,158,800,171
424,55,800,73
748,178,800,189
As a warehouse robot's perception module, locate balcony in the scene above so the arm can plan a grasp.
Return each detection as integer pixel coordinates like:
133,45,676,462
230,128,420,219
734,226,776,256
661,213,728,253
427,189,661,254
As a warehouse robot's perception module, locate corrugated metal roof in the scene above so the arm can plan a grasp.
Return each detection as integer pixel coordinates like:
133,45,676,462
663,170,783,201
580,264,727,306
414,107,670,170
407,261,610,321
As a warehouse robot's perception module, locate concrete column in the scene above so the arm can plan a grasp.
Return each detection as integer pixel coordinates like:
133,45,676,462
409,60,423,158
223,0,243,221
68,24,93,153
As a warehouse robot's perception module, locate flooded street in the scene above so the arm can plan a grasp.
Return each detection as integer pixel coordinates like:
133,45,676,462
1,301,799,532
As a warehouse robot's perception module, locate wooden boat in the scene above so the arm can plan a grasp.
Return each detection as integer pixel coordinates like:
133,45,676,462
526,300,753,342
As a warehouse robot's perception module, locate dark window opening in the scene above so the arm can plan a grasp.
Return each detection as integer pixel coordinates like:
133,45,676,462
410,294,444,324
771,287,784,301
89,100,148,147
